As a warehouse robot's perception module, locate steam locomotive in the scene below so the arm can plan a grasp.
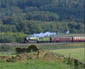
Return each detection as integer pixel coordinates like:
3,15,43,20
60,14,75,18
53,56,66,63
24,34,85,43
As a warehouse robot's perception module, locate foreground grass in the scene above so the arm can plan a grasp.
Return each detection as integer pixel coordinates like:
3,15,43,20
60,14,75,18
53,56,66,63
0,43,84,69
0,60,74,69
51,48,85,62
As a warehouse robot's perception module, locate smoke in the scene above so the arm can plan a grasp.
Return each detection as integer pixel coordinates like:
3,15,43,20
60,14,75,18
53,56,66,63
31,32,56,38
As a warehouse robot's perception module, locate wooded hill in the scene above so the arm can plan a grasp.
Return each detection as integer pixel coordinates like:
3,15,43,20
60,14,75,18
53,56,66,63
0,0,84,34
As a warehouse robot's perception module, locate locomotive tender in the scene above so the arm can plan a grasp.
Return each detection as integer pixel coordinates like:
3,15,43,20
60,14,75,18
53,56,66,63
24,34,85,43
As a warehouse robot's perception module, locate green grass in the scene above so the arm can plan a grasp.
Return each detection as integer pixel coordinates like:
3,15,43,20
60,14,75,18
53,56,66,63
0,52,16,56
0,43,84,69
37,42,85,50
0,60,74,69
51,48,85,62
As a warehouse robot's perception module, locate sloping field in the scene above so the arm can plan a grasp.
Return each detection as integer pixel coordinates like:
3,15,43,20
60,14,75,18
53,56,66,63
51,48,85,62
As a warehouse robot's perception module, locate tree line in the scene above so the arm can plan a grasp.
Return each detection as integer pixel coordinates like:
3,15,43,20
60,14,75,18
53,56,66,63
0,0,84,42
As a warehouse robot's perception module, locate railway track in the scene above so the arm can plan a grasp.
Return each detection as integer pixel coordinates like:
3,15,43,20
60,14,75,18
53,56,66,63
0,42,83,47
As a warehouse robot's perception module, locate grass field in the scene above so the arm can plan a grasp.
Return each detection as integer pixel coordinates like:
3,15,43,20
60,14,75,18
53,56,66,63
51,48,85,62
0,60,74,69
0,52,16,56
0,43,84,69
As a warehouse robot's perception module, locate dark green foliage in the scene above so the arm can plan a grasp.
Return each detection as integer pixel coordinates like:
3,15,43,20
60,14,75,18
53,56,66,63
26,45,39,53
0,32,27,43
16,48,26,54
6,57,16,62
0,0,84,43
16,45,39,54
0,0,84,21
0,45,12,52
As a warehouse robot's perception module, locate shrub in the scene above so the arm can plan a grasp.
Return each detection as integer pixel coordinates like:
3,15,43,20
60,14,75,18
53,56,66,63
0,32,27,43
0,45,12,52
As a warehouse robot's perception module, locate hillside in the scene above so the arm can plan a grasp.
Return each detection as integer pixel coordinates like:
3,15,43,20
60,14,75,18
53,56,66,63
0,0,84,34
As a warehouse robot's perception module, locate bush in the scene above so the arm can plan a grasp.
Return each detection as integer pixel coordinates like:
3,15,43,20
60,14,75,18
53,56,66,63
0,45,12,52
0,32,27,43
16,45,39,54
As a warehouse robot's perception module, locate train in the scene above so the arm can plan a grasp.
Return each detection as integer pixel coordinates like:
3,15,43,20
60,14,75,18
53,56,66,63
24,34,85,43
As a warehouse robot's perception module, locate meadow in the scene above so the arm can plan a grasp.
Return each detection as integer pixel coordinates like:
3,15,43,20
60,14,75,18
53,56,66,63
0,42,84,69
51,48,85,62
0,60,74,69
